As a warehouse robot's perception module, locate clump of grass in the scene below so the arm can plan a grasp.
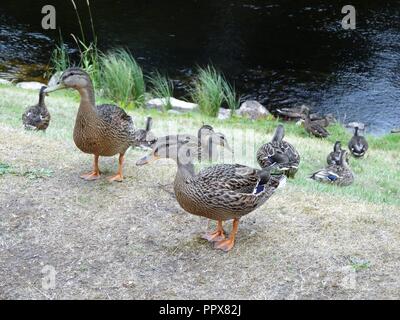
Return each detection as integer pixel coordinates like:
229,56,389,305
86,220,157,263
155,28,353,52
222,80,240,112
0,163,11,175
191,66,225,117
100,49,145,108
192,66,239,117
50,41,70,74
148,72,174,110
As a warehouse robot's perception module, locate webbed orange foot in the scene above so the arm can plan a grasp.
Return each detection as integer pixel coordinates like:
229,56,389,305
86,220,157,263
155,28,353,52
214,238,235,252
202,230,225,242
202,220,225,242
80,172,101,181
213,218,240,252
108,173,124,183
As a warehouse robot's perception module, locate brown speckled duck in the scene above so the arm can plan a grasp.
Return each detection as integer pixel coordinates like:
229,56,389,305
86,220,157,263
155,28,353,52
327,141,344,165
348,127,369,158
44,67,155,182
303,109,330,138
22,86,51,131
257,124,300,178
137,136,286,252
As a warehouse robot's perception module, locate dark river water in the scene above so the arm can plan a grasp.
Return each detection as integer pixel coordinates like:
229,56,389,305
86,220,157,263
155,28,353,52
1,0,400,134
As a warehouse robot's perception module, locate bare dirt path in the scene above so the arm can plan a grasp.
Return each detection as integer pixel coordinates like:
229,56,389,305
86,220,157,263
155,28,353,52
1,125,400,299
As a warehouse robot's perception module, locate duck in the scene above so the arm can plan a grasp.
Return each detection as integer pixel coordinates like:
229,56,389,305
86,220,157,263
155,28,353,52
308,113,336,128
303,108,330,138
197,124,231,162
44,67,155,182
310,150,354,186
136,136,286,252
257,124,300,178
276,105,309,121
327,141,344,165
22,86,51,131
348,126,368,158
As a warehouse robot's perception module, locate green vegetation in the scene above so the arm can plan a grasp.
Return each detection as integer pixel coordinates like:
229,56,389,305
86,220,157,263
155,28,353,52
100,49,145,108
148,72,174,110
191,66,239,117
1,85,399,206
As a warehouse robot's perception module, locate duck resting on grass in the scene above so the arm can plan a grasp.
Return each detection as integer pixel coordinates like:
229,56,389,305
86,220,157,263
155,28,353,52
310,150,354,186
303,108,330,138
136,136,286,252
257,124,300,178
44,67,156,182
348,126,369,158
22,86,51,131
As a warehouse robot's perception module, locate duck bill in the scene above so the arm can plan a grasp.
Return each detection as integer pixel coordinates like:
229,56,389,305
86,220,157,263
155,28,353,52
136,154,160,166
43,83,66,93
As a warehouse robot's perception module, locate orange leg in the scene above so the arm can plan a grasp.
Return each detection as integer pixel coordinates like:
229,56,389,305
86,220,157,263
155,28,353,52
108,153,125,182
214,218,240,252
80,154,101,181
202,220,225,242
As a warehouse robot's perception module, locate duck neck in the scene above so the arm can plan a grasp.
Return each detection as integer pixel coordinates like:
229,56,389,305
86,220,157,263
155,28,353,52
38,92,46,106
77,84,97,117
354,127,359,136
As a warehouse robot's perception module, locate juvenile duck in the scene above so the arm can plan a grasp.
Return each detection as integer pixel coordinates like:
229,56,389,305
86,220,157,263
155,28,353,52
44,68,155,182
311,150,354,186
22,86,51,131
327,141,343,165
257,124,300,178
348,127,368,158
137,137,286,252
303,109,330,138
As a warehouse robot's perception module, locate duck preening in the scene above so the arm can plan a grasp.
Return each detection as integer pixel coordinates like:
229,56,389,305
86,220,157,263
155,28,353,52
257,124,300,178
22,86,51,131
310,150,354,186
136,136,286,252
44,67,156,182
348,126,369,158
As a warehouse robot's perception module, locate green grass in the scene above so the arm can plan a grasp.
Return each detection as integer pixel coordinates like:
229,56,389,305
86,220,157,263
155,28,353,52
148,72,174,110
1,85,399,206
191,66,228,117
99,49,145,108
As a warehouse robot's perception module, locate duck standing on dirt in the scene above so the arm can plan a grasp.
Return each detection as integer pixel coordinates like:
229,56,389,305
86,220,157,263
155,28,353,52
22,86,51,131
257,124,300,178
310,150,354,186
44,67,155,182
137,137,286,252
348,127,369,158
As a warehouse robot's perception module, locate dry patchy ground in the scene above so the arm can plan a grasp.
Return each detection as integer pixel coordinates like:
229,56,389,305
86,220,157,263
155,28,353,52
1,123,400,299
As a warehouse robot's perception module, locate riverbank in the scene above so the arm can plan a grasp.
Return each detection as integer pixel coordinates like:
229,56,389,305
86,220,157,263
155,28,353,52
1,85,400,299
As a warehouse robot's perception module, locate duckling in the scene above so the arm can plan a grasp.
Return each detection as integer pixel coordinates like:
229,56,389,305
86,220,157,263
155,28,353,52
327,141,344,165
348,127,368,158
44,68,155,182
310,150,354,186
136,137,286,252
303,108,330,138
257,124,300,178
22,86,51,131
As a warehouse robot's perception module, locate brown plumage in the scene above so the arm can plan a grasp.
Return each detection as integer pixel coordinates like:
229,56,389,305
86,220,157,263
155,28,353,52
44,67,155,182
22,86,51,131
304,109,330,138
137,137,285,251
257,124,300,178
